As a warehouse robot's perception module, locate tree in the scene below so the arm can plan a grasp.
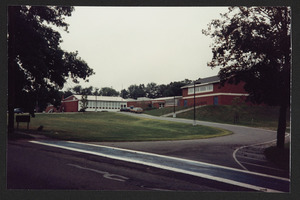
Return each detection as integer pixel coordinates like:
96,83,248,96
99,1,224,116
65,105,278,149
166,81,186,96
128,84,146,99
8,6,94,134
156,84,168,98
81,86,94,95
71,86,94,95
99,87,120,96
203,7,291,148
79,94,88,112
93,87,100,96
145,82,159,98
62,89,73,99
120,89,129,99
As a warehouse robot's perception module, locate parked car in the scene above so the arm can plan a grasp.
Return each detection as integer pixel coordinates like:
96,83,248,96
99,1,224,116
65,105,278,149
130,107,143,113
120,107,131,112
14,108,23,114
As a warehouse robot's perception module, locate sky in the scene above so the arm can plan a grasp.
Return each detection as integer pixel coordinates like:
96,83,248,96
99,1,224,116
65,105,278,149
58,6,229,92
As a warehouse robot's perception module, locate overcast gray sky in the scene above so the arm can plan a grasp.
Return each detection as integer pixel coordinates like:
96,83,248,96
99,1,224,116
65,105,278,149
59,6,229,92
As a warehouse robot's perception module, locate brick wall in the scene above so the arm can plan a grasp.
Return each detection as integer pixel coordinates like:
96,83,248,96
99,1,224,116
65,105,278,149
181,81,248,106
61,101,78,112
127,101,153,109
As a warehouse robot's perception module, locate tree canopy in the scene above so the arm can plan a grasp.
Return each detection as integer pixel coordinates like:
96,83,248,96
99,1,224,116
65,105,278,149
121,79,192,100
203,7,291,148
99,87,120,96
62,86,119,99
8,6,94,133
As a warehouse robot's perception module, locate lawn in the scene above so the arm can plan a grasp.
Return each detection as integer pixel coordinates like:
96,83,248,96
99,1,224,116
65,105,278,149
15,112,231,142
144,106,188,116
151,105,290,131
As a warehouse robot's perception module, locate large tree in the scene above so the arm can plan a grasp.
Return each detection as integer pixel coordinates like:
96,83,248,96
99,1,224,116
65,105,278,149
127,84,146,99
203,7,291,148
120,89,129,99
8,6,94,134
99,87,120,96
145,82,159,98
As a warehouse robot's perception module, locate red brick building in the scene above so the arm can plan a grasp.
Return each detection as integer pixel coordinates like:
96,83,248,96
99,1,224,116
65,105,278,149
127,96,182,109
60,95,80,112
45,76,249,113
126,97,153,109
180,76,248,107
45,95,127,113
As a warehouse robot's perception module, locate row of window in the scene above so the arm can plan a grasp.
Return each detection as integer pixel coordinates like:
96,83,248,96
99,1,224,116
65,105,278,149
87,107,121,109
87,101,126,107
84,101,127,109
188,84,213,95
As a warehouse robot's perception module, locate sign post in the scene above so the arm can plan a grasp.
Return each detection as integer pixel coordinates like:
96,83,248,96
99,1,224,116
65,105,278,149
16,115,30,130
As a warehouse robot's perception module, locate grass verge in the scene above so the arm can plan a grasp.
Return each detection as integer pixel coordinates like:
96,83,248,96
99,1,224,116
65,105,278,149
144,106,188,116
15,112,232,142
161,105,290,131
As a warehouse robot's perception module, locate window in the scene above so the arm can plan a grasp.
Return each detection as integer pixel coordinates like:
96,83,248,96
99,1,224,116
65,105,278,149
188,84,213,95
188,88,194,94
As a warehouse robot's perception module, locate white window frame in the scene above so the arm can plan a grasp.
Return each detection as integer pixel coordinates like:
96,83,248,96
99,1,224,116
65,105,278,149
188,84,213,95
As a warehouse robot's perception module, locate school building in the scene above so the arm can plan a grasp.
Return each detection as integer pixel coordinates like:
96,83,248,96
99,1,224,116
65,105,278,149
45,75,249,113
180,75,249,107
51,95,127,112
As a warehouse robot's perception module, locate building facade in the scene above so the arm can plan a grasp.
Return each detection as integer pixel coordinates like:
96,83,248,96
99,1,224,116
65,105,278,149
180,76,249,107
126,96,182,109
152,96,181,108
45,76,249,113
59,95,127,112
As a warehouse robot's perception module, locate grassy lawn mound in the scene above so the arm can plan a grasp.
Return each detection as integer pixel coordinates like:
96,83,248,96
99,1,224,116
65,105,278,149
15,112,232,142
147,105,290,131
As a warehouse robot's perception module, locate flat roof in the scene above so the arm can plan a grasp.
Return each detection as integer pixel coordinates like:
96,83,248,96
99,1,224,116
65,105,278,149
181,75,220,89
70,95,127,102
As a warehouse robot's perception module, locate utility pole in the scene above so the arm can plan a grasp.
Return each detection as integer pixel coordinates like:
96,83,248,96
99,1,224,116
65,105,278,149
193,81,196,126
173,96,176,118
193,81,201,126
95,95,97,112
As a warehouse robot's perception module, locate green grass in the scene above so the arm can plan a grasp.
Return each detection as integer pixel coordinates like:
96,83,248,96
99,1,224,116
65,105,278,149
156,105,290,131
144,106,187,116
15,112,231,142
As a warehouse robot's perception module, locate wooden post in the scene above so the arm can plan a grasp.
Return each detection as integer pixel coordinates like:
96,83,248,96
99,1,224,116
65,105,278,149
16,115,30,130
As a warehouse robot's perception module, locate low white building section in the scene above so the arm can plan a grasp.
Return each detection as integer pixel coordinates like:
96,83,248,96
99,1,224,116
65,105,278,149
152,96,182,108
74,95,127,112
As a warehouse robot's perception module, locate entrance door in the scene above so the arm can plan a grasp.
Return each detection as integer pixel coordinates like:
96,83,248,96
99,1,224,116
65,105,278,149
184,100,187,107
213,96,218,105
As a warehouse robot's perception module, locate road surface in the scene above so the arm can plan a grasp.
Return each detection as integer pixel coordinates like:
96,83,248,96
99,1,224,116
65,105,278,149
99,113,290,178
7,113,290,192
8,139,245,191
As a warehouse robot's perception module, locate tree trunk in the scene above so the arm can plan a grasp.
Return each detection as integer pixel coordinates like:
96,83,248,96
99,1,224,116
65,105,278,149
7,6,17,135
276,103,288,149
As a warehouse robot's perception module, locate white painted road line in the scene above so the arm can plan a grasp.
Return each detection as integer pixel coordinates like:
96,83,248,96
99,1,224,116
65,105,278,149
235,155,268,162
239,162,287,172
67,164,129,182
68,141,289,181
232,133,290,171
29,140,290,192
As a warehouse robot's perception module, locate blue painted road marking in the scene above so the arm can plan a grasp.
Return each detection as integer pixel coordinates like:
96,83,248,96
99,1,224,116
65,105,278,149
30,140,290,192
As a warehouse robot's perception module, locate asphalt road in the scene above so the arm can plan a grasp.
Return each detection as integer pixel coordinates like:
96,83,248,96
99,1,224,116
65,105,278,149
98,113,290,178
8,139,245,191
7,113,290,191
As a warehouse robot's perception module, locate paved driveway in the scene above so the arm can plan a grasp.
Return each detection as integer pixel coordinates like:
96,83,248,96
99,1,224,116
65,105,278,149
93,112,289,178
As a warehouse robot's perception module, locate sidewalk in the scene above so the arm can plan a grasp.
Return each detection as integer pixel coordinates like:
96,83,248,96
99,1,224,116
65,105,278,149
161,105,204,117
